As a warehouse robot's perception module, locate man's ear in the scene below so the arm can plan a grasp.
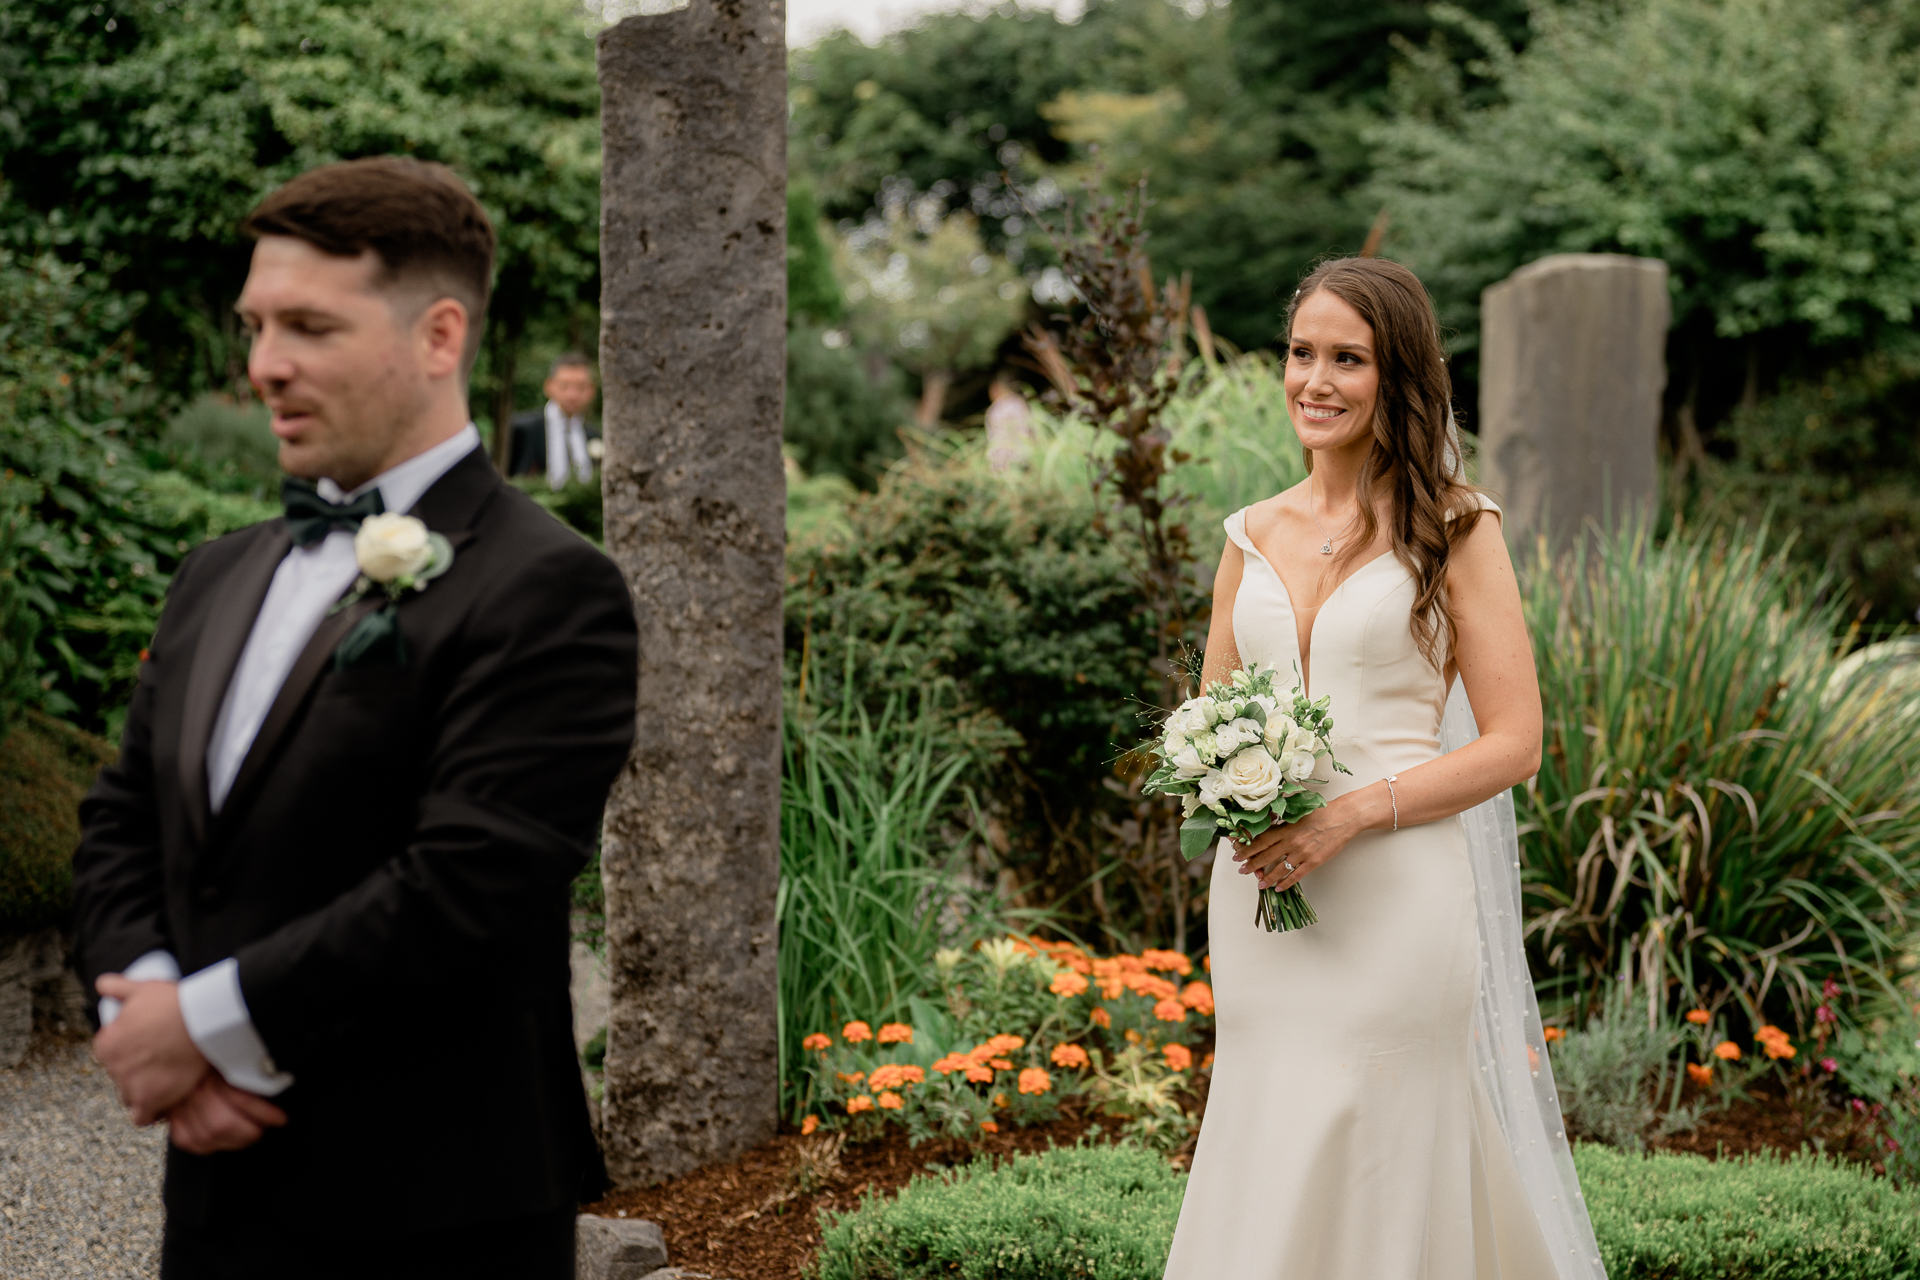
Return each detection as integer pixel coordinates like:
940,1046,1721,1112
416,297,469,381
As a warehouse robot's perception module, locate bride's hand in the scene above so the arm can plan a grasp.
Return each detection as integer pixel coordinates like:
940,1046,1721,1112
1232,798,1368,892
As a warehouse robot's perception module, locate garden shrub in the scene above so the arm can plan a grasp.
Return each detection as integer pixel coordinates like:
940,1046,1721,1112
1575,1144,1920,1279
0,711,117,934
1,252,275,732
810,1143,1184,1280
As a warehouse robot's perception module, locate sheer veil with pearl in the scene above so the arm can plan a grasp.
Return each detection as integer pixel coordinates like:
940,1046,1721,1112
1444,410,1607,1279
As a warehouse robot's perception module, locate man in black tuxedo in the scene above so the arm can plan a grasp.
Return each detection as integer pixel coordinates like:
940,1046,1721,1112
72,157,637,1278
506,353,602,484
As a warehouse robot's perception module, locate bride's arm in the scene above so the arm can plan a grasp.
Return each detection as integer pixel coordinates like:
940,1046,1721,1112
1236,514,1542,891
1200,539,1246,690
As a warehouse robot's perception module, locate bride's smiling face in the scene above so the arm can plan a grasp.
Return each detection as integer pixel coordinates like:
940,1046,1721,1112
1285,288,1379,454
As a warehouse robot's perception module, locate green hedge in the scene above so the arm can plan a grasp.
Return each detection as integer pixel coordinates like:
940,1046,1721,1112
1577,1144,1920,1279
810,1144,1183,1280
809,1142,1920,1280
0,711,117,934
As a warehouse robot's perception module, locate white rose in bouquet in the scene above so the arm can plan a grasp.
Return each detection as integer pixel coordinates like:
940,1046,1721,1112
1222,745,1285,810
1214,717,1264,758
354,513,434,583
1197,768,1231,814
1262,712,1298,756
1170,742,1208,778
1168,699,1213,738
1181,793,1201,818
1283,748,1319,782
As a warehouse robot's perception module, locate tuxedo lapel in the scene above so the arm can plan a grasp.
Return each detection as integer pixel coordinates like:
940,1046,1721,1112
214,592,384,833
209,449,500,836
178,525,291,847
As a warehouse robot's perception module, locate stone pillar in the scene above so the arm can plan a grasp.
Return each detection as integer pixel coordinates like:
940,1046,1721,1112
1477,253,1670,550
596,0,786,1186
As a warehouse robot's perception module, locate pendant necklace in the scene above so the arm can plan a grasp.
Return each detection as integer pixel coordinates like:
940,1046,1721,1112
1308,471,1354,556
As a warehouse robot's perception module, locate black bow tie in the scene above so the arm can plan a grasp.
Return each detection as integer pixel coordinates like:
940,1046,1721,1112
281,478,386,548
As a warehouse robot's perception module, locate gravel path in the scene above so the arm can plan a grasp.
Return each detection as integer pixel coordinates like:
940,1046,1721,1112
1,1037,165,1278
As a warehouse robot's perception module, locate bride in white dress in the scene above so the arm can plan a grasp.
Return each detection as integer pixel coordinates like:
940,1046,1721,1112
1164,258,1606,1279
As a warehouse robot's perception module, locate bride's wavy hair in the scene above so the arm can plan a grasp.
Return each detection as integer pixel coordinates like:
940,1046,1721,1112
1285,257,1488,670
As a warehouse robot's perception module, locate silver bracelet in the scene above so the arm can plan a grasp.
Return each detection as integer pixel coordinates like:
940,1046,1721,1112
1384,775,1399,831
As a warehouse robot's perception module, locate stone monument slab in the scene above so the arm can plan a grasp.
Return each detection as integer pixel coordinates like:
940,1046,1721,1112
1477,253,1670,550
595,0,787,1186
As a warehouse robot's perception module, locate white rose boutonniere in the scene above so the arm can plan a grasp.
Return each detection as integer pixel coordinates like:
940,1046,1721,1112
329,514,456,671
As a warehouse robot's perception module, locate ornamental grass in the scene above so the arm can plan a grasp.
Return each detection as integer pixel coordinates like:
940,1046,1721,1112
1519,517,1920,1027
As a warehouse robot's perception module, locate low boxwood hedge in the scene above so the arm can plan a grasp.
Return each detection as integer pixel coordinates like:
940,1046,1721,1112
810,1143,1183,1280
1576,1144,1920,1279
809,1142,1920,1280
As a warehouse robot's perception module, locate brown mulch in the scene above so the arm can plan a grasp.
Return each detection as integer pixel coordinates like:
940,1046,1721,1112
581,1102,1115,1280
581,1068,1882,1280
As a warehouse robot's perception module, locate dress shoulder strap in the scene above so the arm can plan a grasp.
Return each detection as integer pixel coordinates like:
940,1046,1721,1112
1223,507,1258,556
1449,491,1502,523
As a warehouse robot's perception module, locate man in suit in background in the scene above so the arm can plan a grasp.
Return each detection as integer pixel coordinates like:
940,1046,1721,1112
73,156,638,1278
508,353,601,488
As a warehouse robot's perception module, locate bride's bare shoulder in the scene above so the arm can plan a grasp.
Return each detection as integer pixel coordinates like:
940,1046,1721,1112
1241,482,1309,542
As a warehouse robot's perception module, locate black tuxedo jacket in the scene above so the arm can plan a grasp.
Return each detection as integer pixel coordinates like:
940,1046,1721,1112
72,447,637,1236
507,408,601,479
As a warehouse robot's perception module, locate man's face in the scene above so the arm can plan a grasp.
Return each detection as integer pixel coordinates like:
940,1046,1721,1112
237,236,439,488
545,365,596,418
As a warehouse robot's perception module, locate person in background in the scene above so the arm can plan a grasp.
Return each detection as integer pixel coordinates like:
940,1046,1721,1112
984,374,1034,474
508,353,601,488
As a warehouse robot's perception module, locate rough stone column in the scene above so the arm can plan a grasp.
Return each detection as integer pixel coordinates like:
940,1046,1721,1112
596,0,786,1186
1478,253,1670,550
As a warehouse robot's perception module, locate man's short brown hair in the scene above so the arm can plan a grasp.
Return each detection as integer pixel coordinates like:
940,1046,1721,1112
243,157,496,372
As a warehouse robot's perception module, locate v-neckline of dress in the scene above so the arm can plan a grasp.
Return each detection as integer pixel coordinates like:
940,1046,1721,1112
1237,516,1401,699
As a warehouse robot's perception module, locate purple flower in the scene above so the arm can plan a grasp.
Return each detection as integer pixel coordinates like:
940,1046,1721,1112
1820,1057,1838,1073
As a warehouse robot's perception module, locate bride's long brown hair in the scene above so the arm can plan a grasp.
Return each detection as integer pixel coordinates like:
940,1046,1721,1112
1285,257,1487,670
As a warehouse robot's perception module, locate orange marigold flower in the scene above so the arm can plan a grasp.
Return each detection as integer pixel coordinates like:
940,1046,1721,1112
1051,971,1090,998
992,1092,1010,1109
980,1120,1000,1134
1200,1052,1215,1070
1116,954,1148,974
1153,998,1188,1023
837,1071,866,1086
1763,1039,1797,1060
1686,1063,1713,1087
842,1021,873,1043
1526,1045,1539,1070
803,1033,832,1051
1124,1028,1143,1045
1051,1043,1090,1069
1090,1007,1112,1028
1098,979,1127,1000
1685,1009,1711,1025
988,1058,1015,1071
877,1022,913,1044
876,1091,904,1110
1204,955,1211,972
931,1054,968,1075
965,1064,994,1083
1163,1043,1193,1071
846,1095,874,1114
1007,937,1038,957
1142,949,1193,975
1757,1025,1791,1044
1713,1041,1742,1061
1065,954,1093,975
1018,1067,1051,1095
987,1034,1026,1054
897,1065,926,1085
801,1115,820,1135
868,1064,905,1091
1091,958,1122,979
1542,1027,1565,1043
1180,982,1215,1014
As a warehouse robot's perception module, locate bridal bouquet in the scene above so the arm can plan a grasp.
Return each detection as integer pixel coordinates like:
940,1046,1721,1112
1142,665,1350,933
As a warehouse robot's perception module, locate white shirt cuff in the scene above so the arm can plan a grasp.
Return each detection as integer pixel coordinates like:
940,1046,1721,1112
97,949,182,1026
177,958,295,1096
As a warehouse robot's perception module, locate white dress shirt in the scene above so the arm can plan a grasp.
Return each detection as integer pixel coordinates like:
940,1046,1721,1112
544,399,592,490
98,425,480,1097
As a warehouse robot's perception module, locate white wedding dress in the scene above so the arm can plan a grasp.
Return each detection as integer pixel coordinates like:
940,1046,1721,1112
1164,500,1605,1280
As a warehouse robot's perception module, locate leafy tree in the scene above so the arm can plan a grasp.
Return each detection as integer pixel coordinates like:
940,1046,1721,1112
0,0,601,424
1372,0,1920,412
839,204,1027,424
785,322,912,486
